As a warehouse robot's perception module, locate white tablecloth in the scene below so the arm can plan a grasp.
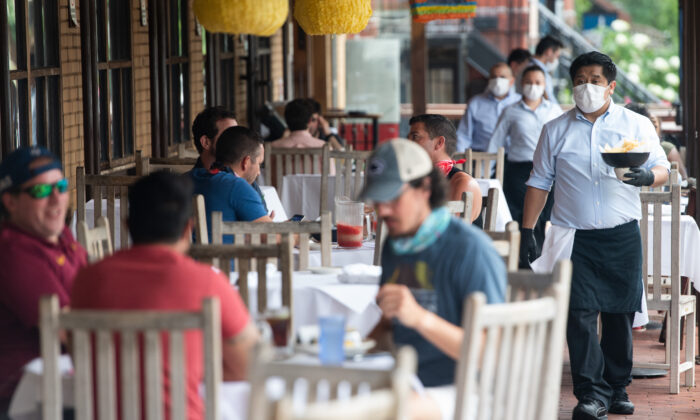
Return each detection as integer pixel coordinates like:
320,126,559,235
303,241,375,268
10,353,393,420
234,270,381,338
645,214,700,293
281,174,512,232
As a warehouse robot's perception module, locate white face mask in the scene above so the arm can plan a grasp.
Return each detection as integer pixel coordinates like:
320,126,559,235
488,77,511,97
522,84,545,101
546,58,559,73
573,83,609,113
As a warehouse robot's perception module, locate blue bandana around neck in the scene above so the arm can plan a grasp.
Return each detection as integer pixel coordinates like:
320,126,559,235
389,207,452,255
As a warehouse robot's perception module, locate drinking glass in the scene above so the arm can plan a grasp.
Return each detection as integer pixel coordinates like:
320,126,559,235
263,306,292,356
319,315,346,365
335,200,364,248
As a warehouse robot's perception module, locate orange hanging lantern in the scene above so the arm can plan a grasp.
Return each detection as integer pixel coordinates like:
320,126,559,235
193,0,288,36
294,0,372,35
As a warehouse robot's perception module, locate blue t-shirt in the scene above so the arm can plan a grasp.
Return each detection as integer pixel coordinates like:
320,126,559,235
190,168,268,244
380,218,506,387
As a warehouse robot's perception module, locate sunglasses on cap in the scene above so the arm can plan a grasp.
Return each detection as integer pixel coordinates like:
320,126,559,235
20,178,69,198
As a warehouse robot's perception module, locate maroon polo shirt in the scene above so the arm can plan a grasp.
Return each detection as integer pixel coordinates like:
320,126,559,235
0,223,87,400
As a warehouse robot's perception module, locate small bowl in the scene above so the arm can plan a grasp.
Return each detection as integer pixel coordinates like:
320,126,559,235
600,152,649,168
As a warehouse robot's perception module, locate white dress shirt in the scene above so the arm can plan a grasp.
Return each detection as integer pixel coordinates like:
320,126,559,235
487,99,563,162
526,101,670,230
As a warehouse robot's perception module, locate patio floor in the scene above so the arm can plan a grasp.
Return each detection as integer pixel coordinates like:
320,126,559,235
558,315,700,419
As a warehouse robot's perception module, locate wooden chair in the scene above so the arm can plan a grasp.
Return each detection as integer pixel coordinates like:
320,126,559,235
248,345,416,420
323,149,372,203
76,216,113,263
454,260,572,420
636,183,695,393
506,259,572,303
485,220,520,272
263,144,330,208
39,295,222,420
76,166,140,250
135,150,197,175
446,191,474,223
210,211,332,270
189,241,293,315
453,147,505,185
481,187,499,232
193,194,209,245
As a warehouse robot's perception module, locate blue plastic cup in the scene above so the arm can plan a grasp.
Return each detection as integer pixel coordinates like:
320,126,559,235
319,315,346,365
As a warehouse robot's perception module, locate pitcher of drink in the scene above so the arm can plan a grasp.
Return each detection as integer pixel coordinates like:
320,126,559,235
335,200,364,248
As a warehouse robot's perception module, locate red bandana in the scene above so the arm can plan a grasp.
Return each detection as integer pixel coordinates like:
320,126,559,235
436,159,466,176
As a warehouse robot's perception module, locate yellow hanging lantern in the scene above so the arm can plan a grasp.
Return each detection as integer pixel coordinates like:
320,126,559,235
294,0,372,35
193,0,288,37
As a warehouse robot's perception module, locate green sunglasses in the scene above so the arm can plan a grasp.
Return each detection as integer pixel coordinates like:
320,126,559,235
21,178,69,198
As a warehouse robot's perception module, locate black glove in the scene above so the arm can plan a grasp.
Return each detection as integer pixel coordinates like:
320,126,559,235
623,167,655,187
519,228,540,269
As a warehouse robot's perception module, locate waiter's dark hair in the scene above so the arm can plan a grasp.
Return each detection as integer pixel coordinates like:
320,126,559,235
507,48,531,66
409,114,459,156
569,51,617,83
535,35,563,56
408,168,447,209
521,65,546,80
625,102,651,119
128,171,193,245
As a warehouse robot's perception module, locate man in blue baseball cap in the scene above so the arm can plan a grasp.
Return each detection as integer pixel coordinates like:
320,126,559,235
365,139,506,419
0,147,87,414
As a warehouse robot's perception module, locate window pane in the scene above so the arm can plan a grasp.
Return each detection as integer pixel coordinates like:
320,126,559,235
122,69,133,155
47,76,61,155
17,79,29,148
109,0,131,60
9,80,22,150
99,70,109,162
96,0,107,62
169,0,187,57
31,77,45,148
7,1,18,70
28,0,59,67
110,69,123,159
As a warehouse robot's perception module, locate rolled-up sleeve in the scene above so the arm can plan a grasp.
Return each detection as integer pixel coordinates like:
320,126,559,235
526,125,555,191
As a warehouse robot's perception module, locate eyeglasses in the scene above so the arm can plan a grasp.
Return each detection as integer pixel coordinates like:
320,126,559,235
21,178,69,199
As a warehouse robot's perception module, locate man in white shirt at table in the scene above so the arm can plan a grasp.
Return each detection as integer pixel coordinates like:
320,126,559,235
522,51,669,420
456,63,521,153
363,139,506,419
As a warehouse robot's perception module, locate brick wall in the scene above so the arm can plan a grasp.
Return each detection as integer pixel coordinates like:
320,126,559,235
59,1,84,209
132,0,151,158
189,0,205,146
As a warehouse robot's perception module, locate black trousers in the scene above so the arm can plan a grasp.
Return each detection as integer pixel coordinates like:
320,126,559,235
567,309,635,406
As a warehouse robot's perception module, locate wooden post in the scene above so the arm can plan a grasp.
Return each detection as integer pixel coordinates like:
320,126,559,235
311,35,332,112
410,20,427,116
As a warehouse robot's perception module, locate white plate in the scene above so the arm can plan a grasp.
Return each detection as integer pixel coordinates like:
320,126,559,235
296,339,377,358
307,266,343,275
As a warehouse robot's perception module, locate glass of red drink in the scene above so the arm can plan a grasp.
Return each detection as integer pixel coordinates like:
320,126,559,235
263,306,292,354
335,200,365,248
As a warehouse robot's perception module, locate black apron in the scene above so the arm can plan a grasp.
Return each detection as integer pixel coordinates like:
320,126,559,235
503,160,553,248
570,220,643,313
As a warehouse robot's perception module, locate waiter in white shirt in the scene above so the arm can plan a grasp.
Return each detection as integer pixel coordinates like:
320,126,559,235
456,63,521,152
488,65,563,265
521,52,669,420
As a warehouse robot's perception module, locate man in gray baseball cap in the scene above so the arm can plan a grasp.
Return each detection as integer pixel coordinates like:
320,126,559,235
365,139,506,417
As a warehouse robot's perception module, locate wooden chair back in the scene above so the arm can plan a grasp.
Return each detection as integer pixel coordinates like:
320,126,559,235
454,260,571,420
249,345,416,420
193,194,209,245
210,211,332,270
77,216,113,263
135,150,197,175
446,191,474,223
506,260,571,303
485,221,520,272
264,144,330,206
189,241,293,315
482,187,499,232
324,149,372,202
39,295,221,420
76,166,140,250
637,183,695,392
453,147,505,185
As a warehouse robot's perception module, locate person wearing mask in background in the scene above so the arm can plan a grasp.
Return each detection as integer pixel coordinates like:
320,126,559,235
456,63,521,153
488,65,563,265
522,52,669,420
530,35,564,105
507,48,533,93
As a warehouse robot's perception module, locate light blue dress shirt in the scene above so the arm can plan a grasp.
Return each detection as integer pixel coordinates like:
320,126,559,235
526,101,670,230
530,58,559,105
487,99,563,162
456,89,521,152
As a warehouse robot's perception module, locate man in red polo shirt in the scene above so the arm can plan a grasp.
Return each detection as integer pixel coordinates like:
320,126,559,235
0,147,87,416
71,171,257,420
